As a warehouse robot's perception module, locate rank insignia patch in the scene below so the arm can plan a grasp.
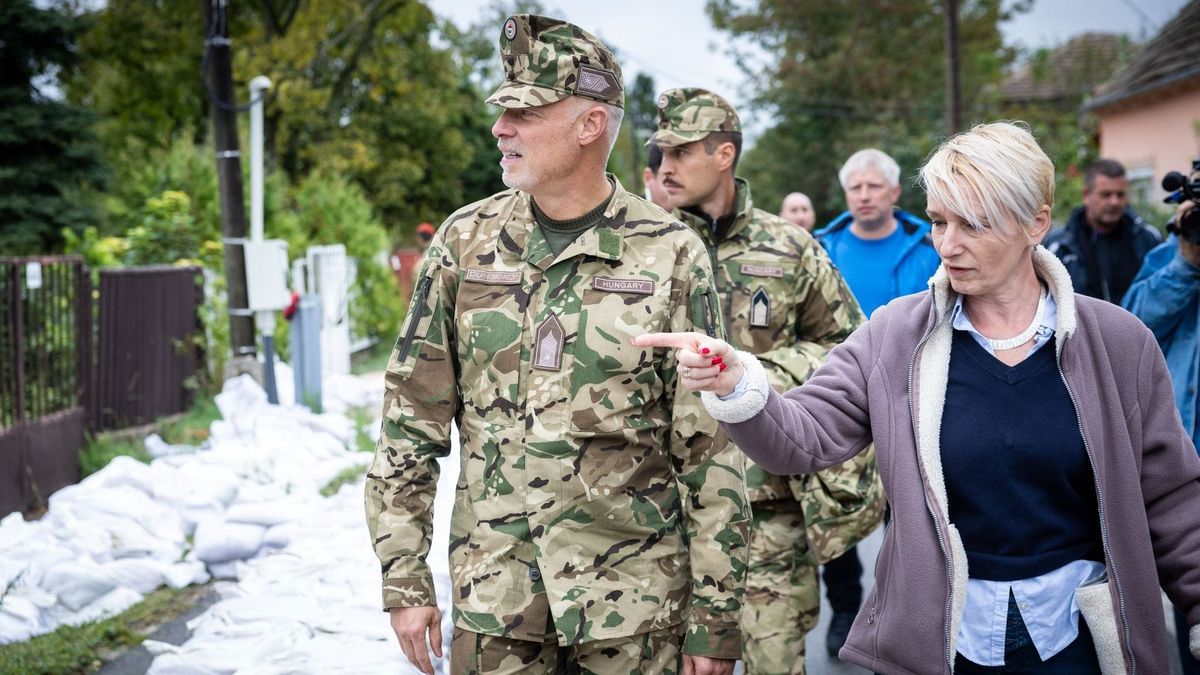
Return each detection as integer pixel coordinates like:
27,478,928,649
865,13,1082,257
533,313,565,371
750,287,770,328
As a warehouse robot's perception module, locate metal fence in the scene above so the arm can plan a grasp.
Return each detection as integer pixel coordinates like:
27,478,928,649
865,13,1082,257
0,257,91,514
92,266,205,431
0,259,205,515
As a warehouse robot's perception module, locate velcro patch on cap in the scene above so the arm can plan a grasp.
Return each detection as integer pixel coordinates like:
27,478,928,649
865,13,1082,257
576,65,619,99
465,268,522,285
592,276,654,295
739,260,787,276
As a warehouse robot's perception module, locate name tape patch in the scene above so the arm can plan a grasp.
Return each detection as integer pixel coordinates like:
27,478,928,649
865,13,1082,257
465,268,522,285
740,263,784,278
592,276,654,295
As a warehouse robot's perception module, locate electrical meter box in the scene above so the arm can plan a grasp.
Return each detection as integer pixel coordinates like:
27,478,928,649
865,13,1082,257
244,239,290,311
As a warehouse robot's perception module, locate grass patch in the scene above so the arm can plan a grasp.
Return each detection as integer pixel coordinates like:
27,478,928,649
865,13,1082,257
350,341,392,375
320,465,367,497
77,395,222,479
0,585,206,675
158,395,221,445
79,437,151,478
347,406,378,454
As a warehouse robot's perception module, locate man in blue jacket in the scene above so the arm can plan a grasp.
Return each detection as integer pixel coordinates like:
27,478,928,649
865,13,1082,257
1124,199,1200,675
813,148,940,656
1047,159,1162,303
815,149,941,316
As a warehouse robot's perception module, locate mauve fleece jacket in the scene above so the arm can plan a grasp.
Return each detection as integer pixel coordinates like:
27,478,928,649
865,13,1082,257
714,249,1200,674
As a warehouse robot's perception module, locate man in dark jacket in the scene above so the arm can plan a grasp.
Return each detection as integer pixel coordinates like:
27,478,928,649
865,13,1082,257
1045,158,1162,303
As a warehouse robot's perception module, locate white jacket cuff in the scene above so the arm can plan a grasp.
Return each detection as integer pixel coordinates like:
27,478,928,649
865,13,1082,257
701,351,770,423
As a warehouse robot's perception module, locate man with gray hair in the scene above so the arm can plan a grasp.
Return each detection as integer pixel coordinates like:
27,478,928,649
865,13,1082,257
813,148,940,657
365,14,750,675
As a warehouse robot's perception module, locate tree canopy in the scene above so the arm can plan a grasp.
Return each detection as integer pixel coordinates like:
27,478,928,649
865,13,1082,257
707,0,1029,222
0,0,106,254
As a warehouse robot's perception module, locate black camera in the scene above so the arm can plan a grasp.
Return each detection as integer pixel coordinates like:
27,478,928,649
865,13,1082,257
1163,159,1200,243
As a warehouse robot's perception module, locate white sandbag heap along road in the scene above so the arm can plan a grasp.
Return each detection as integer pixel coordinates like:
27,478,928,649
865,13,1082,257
0,370,460,674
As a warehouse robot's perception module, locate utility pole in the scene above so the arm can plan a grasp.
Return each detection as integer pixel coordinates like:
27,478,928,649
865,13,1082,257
203,0,256,364
944,0,963,134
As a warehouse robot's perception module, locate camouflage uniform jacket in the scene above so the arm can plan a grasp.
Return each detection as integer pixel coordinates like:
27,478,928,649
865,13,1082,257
676,179,865,502
365,177,751,659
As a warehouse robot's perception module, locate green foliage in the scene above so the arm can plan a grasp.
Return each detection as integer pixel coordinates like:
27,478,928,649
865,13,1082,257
290,170,405,343
77,394,220,477
0,0,106,254
707,0,1026,222
0,585,200,675
79,437,150,478
320,465,368,498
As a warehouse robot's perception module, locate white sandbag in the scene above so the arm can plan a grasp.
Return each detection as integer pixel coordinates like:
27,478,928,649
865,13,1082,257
223,501,302,528
56,586,143,627
165,560,210,589
87,454,156,494
40,560,119,611
102,558,171,595
262,522,300,549
192,520,265,564
205,561,242,581
145,433,197,458
0,595,41,644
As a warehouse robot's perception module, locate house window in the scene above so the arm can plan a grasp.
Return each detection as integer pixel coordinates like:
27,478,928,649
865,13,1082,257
1127,164,1156,205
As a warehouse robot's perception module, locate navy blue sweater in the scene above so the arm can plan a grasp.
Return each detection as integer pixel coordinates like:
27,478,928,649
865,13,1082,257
940,331,1103,581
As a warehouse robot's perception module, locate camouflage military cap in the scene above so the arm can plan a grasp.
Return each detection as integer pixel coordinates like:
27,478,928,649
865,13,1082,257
486,15,624,109
650,88,741,148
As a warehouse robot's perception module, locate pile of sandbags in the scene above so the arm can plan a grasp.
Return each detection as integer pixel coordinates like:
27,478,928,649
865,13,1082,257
0,372,385,646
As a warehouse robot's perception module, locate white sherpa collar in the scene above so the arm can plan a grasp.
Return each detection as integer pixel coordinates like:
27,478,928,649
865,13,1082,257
918,243,1078,664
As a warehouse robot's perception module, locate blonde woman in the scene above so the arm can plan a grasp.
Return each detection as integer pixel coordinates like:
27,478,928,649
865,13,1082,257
637,122,1200,673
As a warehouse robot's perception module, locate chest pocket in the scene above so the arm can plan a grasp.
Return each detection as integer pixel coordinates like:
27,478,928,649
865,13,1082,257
723,259,794,354
455,269,525,421
568,278,670,434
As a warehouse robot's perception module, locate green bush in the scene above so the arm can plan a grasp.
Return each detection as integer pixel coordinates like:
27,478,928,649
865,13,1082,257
290,170,405,344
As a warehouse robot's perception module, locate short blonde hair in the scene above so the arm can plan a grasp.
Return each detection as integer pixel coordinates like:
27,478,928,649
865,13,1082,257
919,122,1054,234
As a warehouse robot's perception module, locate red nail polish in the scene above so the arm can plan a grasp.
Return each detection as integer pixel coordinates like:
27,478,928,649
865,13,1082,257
700,347,711,355
711,356,723,366
719,363,727,372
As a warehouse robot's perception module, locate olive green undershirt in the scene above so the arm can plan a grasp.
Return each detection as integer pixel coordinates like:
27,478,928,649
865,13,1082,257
532,178,616,257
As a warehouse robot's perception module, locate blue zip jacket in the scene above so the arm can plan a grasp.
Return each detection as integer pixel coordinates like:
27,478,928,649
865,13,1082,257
814,208,942,305
1123,235,1200,449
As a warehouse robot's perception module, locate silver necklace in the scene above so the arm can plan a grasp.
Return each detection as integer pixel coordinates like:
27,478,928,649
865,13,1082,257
984,286,1048,351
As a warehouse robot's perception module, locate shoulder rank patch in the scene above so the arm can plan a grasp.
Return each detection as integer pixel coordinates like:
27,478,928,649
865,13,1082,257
592,276,654,295
465,268,522,285
741,263,784,278
533,313,565,371
750,287,771,328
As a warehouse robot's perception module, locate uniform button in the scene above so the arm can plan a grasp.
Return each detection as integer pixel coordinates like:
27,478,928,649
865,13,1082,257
529,567,541,582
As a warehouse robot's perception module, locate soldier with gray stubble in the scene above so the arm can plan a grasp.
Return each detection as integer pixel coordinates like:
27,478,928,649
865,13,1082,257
651,88,884,675
364,16,751,675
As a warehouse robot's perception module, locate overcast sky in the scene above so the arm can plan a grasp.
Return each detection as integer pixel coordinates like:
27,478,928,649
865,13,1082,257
430,0,1191,142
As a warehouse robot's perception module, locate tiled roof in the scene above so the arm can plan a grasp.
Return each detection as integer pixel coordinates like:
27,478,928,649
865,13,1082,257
1002,33,1131,103
1087,0,1200,110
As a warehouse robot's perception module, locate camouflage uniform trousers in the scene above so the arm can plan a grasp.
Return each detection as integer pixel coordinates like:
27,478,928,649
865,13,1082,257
741,499,819,675
449,620,686,675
